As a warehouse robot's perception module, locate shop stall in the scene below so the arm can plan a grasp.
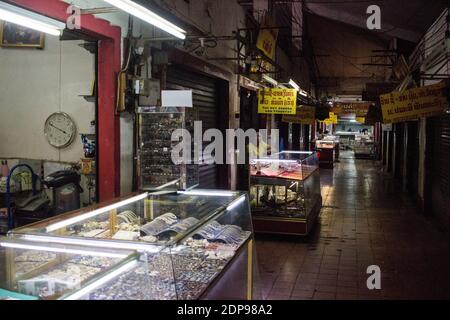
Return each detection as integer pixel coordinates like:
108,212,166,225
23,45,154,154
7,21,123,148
249,151,322,236
315,139,337,169
1,190,258,300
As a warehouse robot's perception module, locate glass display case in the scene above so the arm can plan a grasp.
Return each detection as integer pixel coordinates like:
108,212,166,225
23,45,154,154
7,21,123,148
0,238,138,300
249,151,322,236
5,190,258,300
137,106,199,191
316,139,337,168
353,135,375,159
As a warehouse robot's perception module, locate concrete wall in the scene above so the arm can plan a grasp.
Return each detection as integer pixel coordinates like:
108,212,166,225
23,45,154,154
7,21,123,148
0,37,95,162
0,36,95,205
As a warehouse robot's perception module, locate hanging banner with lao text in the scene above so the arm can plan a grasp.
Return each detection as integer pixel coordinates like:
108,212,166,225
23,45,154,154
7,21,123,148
282,106,316,124
380,82,448,123
333,103,371,117
258,89,297,115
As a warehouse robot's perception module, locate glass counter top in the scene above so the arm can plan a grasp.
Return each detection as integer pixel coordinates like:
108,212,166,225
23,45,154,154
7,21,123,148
11,190,246,250
250,151,319,181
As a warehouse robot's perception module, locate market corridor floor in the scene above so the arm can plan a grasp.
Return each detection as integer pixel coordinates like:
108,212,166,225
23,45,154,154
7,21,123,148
255,151,450,300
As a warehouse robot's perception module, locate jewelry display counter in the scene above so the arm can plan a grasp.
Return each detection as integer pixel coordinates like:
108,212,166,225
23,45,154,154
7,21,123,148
316,140,336,169
2,190,258,300
250,151,322,236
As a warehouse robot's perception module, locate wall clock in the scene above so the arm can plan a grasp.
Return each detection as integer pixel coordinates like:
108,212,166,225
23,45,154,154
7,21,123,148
44,112,77,149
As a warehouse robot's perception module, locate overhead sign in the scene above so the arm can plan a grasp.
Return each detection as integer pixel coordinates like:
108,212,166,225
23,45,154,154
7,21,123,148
380,82,448,123
356,117,366,124
256,17,278,61
258,89,297,115
333,103,370,117
282,106,316,124
320,112,338,125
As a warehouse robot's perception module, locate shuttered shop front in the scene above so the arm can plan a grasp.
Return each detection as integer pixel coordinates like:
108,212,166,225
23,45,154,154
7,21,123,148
166,67,220,189
427,114,450,231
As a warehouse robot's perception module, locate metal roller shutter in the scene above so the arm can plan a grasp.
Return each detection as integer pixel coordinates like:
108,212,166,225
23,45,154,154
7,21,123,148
429,114,450,231
406,121,419,198
166,67,220,189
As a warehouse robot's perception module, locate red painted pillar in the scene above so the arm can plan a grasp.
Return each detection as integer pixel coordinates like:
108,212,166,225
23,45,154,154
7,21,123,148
98,39,121,200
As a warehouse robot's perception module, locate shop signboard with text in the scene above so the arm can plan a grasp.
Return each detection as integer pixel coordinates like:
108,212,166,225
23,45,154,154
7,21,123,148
380,82,448,123
256,18,278,61
333,102,370,117
320,112,338,125
282,106,316,124
258,89,297,115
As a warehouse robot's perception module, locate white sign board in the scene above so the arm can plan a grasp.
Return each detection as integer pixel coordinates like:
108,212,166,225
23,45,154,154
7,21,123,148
161,90,193,108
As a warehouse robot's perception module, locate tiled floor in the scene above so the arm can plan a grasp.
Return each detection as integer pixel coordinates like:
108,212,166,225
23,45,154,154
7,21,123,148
255,151,450,300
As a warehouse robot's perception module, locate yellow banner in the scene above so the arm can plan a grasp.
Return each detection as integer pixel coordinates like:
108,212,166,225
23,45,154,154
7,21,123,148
356,117,366,124
258,89,297,115
380,82,448,123
320,112,338,125
256,21,278,60
282,106,316,124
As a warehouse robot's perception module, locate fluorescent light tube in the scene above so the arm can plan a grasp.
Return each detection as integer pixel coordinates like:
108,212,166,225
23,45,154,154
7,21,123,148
226,196,246,212
0,2,65,36
299,90,308,97
21,235,161,253
289,79,300,91
279,151,313,155
0,242,128,259
45,193,149,233
252,159,298,163
104,0,186,39
63,260,137,300
178,190,236,197
262,74,278,87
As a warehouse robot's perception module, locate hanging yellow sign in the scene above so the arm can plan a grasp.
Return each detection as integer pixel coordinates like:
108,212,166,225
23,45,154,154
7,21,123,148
258,89,297,115
256,19,278,60
356,117,366,124
282,106,315,124
320,112,338,125
380,82,448,123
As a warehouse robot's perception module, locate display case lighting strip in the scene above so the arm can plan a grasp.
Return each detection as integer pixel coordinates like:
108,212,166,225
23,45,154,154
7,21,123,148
63,260,138,300
178,190,236,197
45,193,149,233
280,151,313,155
0,2,65,36
0,242,128,259
103,0,186,39
226,195,246,212
252,159,298,164
21,235,161,253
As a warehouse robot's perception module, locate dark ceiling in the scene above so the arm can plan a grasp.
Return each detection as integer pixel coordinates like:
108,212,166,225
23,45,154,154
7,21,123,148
304,0,448,43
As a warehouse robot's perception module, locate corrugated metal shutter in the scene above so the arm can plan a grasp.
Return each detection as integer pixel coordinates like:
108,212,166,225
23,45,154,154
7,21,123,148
406,121,419,197
166,67,219,189
430,114,450,231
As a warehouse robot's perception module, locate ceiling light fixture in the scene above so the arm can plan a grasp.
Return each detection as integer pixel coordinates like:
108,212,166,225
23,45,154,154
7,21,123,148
262,74,279,87
0,2,65,36
288,79,300,91
289,79,308,97
103,0,186,39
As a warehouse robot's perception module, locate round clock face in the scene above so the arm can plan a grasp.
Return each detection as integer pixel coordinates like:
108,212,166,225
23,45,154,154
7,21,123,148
44,112,77,148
